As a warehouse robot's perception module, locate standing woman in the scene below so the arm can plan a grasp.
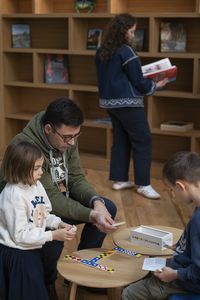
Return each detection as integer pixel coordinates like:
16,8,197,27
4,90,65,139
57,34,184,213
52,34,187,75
95,13,167,199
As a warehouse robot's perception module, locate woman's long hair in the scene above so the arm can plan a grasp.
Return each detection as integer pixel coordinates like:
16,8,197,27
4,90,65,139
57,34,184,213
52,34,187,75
100,13,137,62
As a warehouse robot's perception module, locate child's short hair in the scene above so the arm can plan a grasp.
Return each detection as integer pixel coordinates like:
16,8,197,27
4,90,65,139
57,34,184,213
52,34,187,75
163,151,200,185
2,141,43,185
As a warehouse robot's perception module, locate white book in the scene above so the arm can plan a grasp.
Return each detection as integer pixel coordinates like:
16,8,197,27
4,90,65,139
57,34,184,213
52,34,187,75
142,257,166,271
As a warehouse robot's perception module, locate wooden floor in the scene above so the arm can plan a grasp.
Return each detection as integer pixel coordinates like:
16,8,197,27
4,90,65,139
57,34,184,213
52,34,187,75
56,169,195,300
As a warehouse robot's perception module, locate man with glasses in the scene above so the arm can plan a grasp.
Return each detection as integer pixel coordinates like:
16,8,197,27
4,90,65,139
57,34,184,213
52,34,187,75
0,98,117,300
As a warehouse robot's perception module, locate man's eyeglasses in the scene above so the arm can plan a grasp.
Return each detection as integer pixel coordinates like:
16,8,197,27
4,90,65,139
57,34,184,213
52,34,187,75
51,125,82,143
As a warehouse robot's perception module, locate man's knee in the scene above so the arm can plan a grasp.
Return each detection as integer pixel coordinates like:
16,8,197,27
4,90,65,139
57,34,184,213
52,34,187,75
104,198,117,218
121,286,134,300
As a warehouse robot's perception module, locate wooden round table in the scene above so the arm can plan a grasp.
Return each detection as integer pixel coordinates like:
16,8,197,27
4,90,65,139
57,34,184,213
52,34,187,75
113,225,183,256
57,248,149,300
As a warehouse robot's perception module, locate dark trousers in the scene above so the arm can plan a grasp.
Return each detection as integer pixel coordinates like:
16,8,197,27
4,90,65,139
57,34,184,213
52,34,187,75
0,244,49,300
107,107,152,186
40,197,117,285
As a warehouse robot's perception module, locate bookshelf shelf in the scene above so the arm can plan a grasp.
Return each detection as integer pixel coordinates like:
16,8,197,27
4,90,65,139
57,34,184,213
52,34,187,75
6,112,34,120
149,96,200,130
0,0,200,178
4,82,98,93
0,1,33,14
152,134,191,163
113,0,198,14
34,0,108,14
153,17,200,53
151,128,198,138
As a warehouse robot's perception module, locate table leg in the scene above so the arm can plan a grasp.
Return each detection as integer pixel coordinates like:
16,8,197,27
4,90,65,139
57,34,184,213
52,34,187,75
64,282,77,300
107,287,122,300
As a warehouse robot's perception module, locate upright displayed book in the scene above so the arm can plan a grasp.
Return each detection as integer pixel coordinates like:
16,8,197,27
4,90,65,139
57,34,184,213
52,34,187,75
160,121,194,132
160,22,186,52
132,29,145,51
44,54,69,84
86,28,103,49
11,24,31,48
142,58,177,83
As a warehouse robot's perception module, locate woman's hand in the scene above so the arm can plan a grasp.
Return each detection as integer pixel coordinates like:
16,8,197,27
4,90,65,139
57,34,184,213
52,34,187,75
156,78,168,88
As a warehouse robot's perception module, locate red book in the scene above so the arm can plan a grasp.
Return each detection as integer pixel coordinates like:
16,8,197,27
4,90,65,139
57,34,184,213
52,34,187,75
142,58,177,83
44,54,69,84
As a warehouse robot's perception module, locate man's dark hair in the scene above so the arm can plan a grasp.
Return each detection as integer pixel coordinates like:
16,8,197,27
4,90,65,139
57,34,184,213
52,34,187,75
163,151,200,185
42,98,84,128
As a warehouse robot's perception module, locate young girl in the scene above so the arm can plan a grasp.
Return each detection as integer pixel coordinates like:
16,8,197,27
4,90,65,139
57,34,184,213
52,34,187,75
0,141,77,300
95,13,167,199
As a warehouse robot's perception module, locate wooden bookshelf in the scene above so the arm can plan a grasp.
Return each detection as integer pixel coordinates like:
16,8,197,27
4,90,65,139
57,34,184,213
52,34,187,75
0,0,200,178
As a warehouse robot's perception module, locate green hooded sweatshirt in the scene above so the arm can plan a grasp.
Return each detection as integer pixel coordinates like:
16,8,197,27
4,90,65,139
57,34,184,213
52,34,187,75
0,111,100,222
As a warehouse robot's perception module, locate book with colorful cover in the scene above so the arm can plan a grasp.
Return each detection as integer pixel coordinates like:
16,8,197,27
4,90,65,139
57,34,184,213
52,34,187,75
44,54,69,84
142,58,177,83
11,24,31,48
87,28,103,50
160,22,186,53
132,28,145,52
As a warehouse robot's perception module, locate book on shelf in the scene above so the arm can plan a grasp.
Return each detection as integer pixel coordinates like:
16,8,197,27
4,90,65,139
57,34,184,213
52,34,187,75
11,24,31,48
160,121,194,132
142,58,177,83
132,28,145,51
160,22,186,53
44,54,69,84
93,117,112,125
86,28,103,50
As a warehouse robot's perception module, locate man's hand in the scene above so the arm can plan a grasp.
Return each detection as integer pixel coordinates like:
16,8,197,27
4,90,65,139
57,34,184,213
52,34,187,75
154,266,178,282
93,200,111,218
90,207,116,233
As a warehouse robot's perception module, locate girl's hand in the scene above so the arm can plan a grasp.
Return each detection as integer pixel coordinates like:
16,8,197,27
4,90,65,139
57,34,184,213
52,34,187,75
59,222,76,231
52,225,77,241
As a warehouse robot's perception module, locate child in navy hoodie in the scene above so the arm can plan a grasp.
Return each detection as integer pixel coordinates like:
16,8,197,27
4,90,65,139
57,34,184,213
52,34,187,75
122,151,200,300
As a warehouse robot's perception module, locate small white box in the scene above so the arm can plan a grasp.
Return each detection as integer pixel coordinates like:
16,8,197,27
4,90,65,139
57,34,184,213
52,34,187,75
130,226,173,250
